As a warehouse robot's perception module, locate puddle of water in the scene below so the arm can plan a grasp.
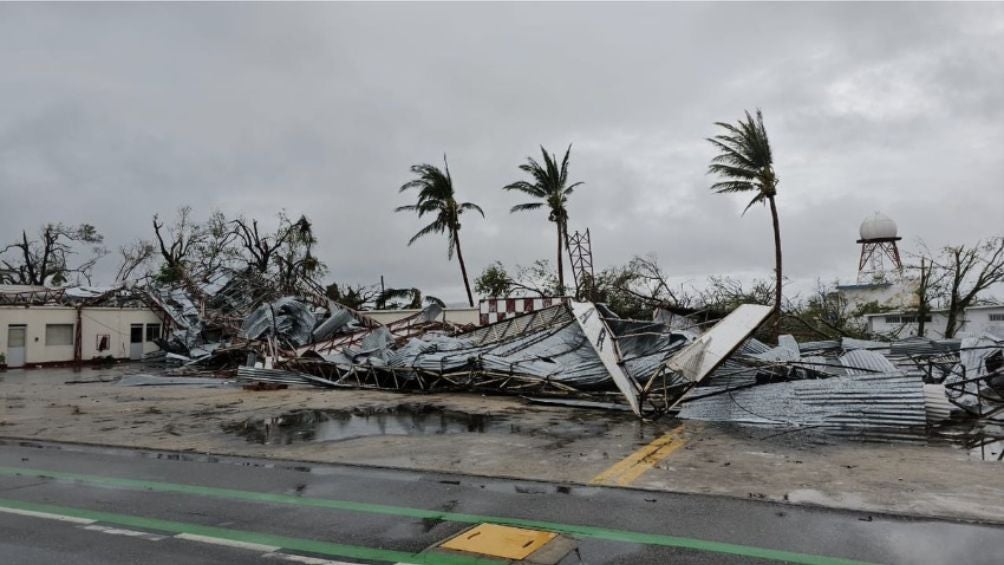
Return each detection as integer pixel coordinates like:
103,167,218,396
224,404,671,446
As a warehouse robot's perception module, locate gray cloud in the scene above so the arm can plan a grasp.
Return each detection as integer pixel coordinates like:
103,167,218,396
1,2,1002,302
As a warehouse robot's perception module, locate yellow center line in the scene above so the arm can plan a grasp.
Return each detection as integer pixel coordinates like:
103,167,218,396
591,425,686,486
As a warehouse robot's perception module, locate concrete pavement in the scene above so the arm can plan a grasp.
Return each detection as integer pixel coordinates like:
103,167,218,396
0,440,1000,564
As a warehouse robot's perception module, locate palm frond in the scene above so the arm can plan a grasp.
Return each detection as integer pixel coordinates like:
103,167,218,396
710,180,756,194
707,164,756,180
407,219,446,246
510,202,544,213
459,202,485,217
563,181,584,195
503,181,547,198
707,109,777,208
742,192,768,216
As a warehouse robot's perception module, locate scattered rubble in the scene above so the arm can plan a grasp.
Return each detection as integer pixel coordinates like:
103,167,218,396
7,267,1002,456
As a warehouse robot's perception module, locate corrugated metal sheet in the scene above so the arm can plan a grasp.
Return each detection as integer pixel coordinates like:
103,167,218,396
678,372,927,430
840,349,899,375
924,383,954,423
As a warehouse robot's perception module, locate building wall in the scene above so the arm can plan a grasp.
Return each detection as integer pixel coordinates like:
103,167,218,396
960,306,1004,338
837,278,919,312
0,306,164,366
866,305,1004,339
364,308,481,326
867,312,951,339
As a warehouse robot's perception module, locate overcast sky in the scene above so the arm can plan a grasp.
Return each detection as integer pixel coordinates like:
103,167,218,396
1,2,1002,303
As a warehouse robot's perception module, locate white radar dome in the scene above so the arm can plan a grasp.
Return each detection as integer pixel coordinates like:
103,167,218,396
859,212,898,240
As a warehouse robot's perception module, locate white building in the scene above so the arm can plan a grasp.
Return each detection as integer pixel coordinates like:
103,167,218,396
864,304,1004,339
1,286,165,368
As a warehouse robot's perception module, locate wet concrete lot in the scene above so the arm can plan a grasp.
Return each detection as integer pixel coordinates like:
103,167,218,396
1,364,1002,525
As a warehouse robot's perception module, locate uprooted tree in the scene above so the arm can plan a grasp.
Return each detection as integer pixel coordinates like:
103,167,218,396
0,223,106,286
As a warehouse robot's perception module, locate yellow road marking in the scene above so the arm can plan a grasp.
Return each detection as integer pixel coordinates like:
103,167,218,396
591,425,686,486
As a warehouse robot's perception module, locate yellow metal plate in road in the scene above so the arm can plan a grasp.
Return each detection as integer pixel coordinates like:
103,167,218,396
440,523,557,560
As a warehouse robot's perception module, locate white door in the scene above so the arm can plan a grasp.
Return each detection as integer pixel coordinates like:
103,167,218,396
129,324,144,360
7,325,26,368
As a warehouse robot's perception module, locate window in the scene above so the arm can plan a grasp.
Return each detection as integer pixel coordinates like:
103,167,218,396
145,324,162,342
989,313,1004,322
45,324,74,346
885,314,931,324
96,334,110,352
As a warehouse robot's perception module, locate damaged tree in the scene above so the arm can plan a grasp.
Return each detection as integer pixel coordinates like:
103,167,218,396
936,237,1004,338
396,155,484,307
0,223,105,286
152,207,203,283
325,282,379,310
275,214,325,292
192,210,241,279
475,260,562,299
232,214,297,274
504,144,583,296
114,239,156,282
707,109,783,339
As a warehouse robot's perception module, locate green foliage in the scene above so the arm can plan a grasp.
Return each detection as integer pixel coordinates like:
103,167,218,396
503,145,582,225
503,144,582,293
707,109,778,212
850,300,896,317
474,261,512,297
154,262,185,284
474,260,561,298
396,156,483,259
376,288,423,310
325,282,373,310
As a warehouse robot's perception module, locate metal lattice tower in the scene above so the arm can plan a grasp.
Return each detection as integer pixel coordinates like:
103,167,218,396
566,228,596,300
856,212,903,283
857,240,904,283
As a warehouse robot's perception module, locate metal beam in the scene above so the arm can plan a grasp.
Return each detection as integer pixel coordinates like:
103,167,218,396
570,302,642,415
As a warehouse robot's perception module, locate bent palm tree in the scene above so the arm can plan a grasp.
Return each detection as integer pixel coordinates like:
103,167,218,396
396,156,484,307
707,109,782,336
504,145,582,295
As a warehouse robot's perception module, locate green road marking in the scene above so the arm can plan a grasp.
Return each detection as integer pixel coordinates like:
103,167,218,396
0,497,492,565
0,465,874,565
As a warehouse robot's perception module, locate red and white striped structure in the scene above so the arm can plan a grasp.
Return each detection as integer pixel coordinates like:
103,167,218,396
479,297,571,325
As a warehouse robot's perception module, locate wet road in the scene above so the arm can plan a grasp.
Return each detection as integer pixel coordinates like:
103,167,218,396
0,440,1000,564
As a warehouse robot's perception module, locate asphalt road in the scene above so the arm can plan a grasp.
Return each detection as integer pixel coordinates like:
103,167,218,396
0,440,1000,565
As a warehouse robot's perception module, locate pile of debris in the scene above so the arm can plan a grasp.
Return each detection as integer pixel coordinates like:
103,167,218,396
9,266,1002,449
238,301,774,417
678,331,1004,449
140,270,1001,447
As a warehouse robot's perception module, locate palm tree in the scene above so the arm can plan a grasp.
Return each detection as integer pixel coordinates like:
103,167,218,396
707,109,783,336
504,145,583,295
396,155,484,307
